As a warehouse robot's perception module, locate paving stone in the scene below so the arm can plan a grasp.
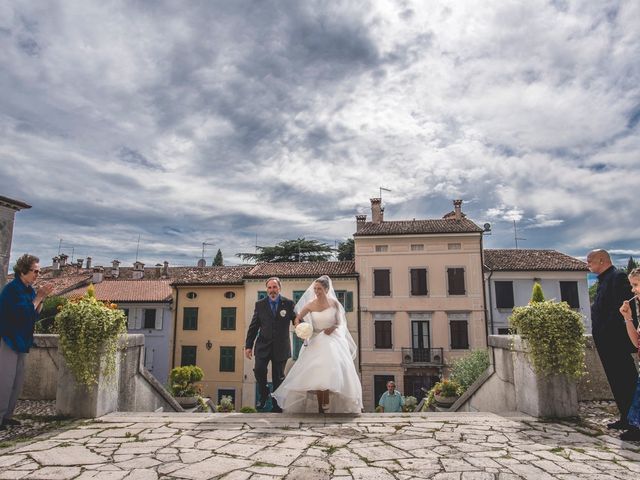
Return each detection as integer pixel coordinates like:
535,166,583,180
350,467,396,479
168,456,252,479
123,469,158,480
350,444,412,461
30,466,82,479
30,445,109,466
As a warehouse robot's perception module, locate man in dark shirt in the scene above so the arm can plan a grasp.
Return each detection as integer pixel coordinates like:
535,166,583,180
0,254,52,430
587,249,638,434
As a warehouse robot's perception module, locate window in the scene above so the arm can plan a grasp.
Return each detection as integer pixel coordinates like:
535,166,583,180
495,281,514,309
374,375,395,408
183,307,198,330
375,245,388,252
560,281,580,309
410,244,424,251
293,290,305,303
186,291,197,299
257,291,267,300
373,269,391,296
374,314,393,349
181,346,197,366
221,307,236,330
498,328,511,335
143,309,156,329
447,268,466,295
335,290,354,312
410,268,428,296
448,243,461,250
449,315,469,349
220,346,235,372
224,291,236,299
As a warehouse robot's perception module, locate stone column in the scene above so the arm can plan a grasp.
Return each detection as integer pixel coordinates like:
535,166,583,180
0,196,32,287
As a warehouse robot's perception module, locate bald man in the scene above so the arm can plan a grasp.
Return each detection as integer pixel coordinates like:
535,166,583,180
587,249,638,432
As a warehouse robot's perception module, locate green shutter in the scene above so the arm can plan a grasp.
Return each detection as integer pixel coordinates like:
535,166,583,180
345,291,353,312
292,333,304,360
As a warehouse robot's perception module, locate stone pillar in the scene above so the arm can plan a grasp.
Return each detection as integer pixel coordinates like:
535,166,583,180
0,196,31,287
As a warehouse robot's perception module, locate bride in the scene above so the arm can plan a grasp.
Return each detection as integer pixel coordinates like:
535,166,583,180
272,275,363,414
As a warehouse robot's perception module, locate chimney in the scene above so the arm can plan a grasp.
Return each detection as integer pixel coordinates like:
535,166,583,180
59,254,68,266
86,257,92,269
52,256,60,270
162,261,169,278
76,258,84,269
453,199,463,221
92,267,104,284
155,263,162,277
371,198,384,224
111,260,120,278
356,214,367,232
133,261,145,280
197,258,206,268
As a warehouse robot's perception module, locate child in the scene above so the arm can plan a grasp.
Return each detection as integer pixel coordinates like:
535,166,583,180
619,267,640,441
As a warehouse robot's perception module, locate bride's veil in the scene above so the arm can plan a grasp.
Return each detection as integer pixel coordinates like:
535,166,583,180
294,275,358,360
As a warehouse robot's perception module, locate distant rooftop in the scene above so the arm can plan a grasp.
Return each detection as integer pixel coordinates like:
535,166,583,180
64,280,173,303
484,249,588,272
171,266,253,285
246,261,356,279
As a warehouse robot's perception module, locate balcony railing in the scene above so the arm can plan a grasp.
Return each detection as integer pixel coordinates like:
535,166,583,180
401,347,444,366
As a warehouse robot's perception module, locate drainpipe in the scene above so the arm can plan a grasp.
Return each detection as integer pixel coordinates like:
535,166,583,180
171,286,179,369
486,269,494,336
356,274,362,374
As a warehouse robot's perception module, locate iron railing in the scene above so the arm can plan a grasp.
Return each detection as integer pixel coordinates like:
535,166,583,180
401,347,444,365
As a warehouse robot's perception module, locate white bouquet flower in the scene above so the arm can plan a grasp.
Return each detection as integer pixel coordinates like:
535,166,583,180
295,322,313,340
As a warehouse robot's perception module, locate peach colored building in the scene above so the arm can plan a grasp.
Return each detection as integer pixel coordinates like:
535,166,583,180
171,266,251,406
354,199,487,411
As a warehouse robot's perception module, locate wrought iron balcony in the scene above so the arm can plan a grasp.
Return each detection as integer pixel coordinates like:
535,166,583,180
401,347,444,366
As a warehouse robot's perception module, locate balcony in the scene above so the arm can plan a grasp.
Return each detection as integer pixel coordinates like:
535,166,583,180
401,347,444,366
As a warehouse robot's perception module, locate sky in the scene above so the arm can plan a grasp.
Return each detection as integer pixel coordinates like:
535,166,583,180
1,0,639,269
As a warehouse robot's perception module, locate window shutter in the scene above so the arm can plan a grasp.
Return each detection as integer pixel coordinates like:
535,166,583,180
345,291,353,312
127,309,135,330
135,309,143,329
155,309,163,330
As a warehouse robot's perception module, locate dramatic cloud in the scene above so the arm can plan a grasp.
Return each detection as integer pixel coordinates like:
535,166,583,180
1,0,639,268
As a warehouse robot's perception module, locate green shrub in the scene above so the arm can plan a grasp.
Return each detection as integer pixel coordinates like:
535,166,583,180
450,349,490,390
424,379,463,408
169,365,204,397
402,396,417,412
216,395,234,412
35,296,67,333
240,406,257,413
55,285,127,387
531,282,545,302
509,300,585,379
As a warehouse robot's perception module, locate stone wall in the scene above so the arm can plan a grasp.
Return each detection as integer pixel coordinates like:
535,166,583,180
21,334,181,417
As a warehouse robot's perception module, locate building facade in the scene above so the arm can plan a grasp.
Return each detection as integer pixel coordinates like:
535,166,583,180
354,199,487,411
484,249,591,334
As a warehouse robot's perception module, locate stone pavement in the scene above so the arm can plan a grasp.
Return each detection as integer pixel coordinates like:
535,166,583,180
1,410,640,479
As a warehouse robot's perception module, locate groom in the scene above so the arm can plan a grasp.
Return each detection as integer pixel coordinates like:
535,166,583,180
244,277,296,412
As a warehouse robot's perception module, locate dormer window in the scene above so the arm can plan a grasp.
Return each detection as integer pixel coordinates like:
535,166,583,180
375,245,388,252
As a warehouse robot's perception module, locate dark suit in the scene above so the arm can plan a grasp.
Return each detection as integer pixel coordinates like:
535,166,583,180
245,295,296,407
592,266,638,423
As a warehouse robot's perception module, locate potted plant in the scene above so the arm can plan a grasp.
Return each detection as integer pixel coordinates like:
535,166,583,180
403,395,418,412
431,379,463,408
216,395,235,413
169,365,204,408
55,285,127,387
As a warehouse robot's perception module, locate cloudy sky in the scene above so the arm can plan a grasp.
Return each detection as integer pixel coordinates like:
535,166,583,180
1,0,639,268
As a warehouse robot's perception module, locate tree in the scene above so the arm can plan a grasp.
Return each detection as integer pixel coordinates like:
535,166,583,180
337,238,354,261
627,256,638,273
531,282,545,303
236,238,333,262
213,249,224,266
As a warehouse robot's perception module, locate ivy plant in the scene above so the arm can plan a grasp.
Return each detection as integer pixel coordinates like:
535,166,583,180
509,299,585,380
450,349,490,390
55,285,127,387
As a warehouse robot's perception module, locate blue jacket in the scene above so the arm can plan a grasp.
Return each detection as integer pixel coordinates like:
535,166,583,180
0,277,38,353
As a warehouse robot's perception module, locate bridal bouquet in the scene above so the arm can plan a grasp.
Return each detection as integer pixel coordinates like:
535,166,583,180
295,322,313,340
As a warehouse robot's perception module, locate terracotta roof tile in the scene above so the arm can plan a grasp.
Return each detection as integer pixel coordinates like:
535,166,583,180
354,218,483,236
171,266,253,285
34,274,92,297
484,249,588,272
246,261,356,278
63,280,173,302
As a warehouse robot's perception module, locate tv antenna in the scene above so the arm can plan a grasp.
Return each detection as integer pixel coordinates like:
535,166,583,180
513,220,526,249
379,186,391,203
201,241,215,260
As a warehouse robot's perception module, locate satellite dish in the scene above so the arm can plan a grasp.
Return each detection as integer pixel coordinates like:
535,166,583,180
483,223,492,232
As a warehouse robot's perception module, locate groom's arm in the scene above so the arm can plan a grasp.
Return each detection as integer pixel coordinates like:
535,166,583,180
245,303,261,359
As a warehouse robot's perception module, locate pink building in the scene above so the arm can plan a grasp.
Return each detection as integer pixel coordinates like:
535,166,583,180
354,199,487,411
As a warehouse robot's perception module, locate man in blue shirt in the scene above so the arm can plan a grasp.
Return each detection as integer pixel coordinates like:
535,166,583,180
378,380,405,412
0,254,52,430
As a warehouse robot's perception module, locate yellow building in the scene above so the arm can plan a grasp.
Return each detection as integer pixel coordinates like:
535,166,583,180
354,199,487,411
171,266,251,406
241,262,358,409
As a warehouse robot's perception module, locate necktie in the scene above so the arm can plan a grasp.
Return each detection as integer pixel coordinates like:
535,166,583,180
270,301,277,316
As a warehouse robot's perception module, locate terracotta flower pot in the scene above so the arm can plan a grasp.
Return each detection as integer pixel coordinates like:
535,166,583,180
434,394,458,407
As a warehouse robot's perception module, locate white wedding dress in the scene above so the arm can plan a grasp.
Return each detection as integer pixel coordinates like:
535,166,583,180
272,306,363,413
